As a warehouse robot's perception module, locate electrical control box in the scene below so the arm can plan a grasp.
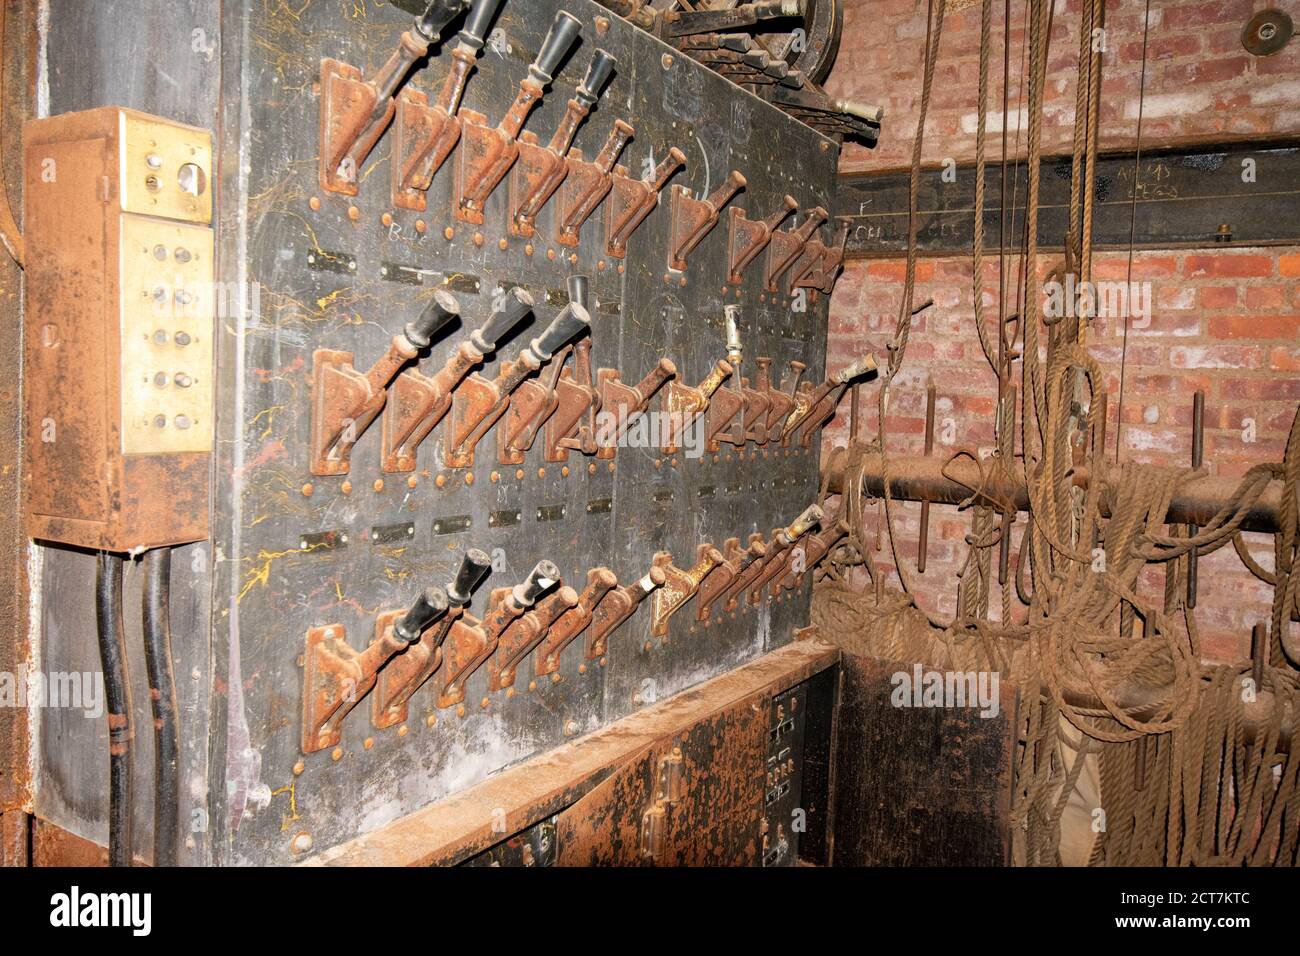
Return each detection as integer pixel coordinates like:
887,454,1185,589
22,107,214,551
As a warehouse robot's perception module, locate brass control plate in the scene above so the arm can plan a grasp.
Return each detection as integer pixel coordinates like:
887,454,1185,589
119,215,215,455
118,111,214,223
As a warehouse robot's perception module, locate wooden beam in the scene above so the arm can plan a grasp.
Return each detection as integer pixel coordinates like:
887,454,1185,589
835,139,1300,258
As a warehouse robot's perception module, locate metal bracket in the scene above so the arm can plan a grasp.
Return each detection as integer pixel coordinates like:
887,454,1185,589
488,585,578,691
557,121,634,247
436,612,492,709
765,207,827,292
390,87,461,211
544,340,603,463
741,375,773,446
605,149,687,258
585,568,666,660
497,367,562,465
508,131,569,238
371,606,463,730
650,546,724,637
381,366,452,473
446,370,506,469
667,171,746,272
763,360,806,443
536,568,619,676
792,219,849,293
310,327,423,475
776,520,850,594
659,360,732,453
704,381,747,453
695,537,742,622
302,623,403,753
640,749,685,862
726,195,797,284
595,360,676,459
746,506,823,604
318,58,380,195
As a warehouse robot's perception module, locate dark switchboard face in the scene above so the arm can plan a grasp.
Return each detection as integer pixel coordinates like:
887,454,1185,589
209,0,837,864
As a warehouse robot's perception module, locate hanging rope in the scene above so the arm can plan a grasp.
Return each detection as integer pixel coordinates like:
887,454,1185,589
812,0,1300,867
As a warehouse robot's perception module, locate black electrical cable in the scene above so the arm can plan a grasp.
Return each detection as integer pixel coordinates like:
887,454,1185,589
95,551,133,867
142,547,180,867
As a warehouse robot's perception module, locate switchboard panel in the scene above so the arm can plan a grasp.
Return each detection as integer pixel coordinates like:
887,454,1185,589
24,0,852,866
208,0,843,864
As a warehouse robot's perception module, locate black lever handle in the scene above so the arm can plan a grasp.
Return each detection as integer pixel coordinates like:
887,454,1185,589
459,0,504,49
514,560,561,607
416,0,469,41
406,289,461,349
449,549,493,606
532,11,582,85
394,587,451,643
474,287,535,353
530,302,591,361
576,49,617,106
567,274,591,312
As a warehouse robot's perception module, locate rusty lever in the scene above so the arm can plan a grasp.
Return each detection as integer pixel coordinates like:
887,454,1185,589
535,568,620,676
455,10,582,223
668,171,747,272
490,582,580,691
586,568,666,660
501,275,601,464
511,49,618,238
762,359,805,443
664,1,802,36
650,545,725,637
446,298,591,467
606,148,687,258
372,548,495,729
778,519,851,593
697,535,763,622
391,0,506,209
595,359,677,459
746,505,824,603
310,292,459,475
558,120,635,247
381,287,533,472
705,305,748,452
320,0,468,194
659,359,733,454
783,353,878,445
302,586,450,753
439,560,558,708
728,195,798,284
792,219,850,294
765,207,827,292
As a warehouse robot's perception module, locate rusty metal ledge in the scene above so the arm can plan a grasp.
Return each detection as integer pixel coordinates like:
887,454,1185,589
305,638,840,867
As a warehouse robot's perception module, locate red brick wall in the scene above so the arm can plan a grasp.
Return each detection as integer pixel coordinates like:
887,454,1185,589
820,0,1300,663
830,0,1300,173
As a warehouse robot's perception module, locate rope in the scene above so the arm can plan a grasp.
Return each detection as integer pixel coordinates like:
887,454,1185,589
810,0,1300,867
